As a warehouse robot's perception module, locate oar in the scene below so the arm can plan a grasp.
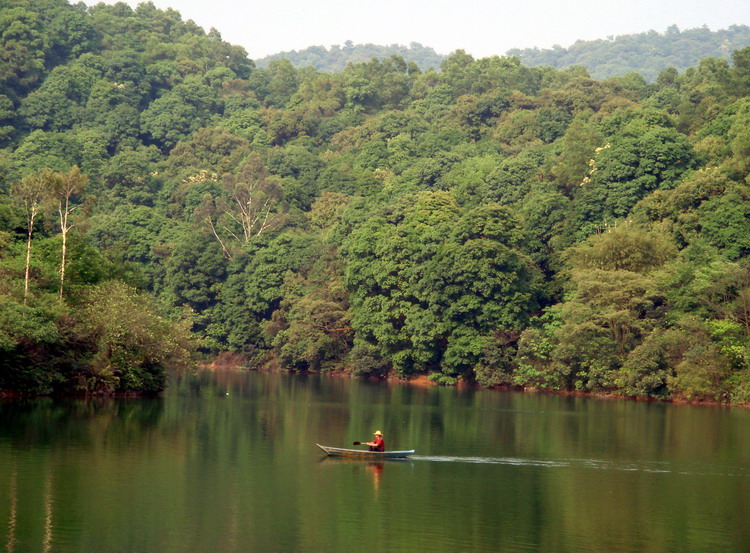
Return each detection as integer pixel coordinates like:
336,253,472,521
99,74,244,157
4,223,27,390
353,441,363,446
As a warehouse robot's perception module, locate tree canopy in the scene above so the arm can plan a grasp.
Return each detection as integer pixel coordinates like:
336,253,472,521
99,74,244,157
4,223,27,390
1,1,750,403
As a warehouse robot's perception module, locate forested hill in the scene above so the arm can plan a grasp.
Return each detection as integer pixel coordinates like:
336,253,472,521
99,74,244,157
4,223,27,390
508,25,750,81
255,42,444,73
2,0,750,404
254,26,750,82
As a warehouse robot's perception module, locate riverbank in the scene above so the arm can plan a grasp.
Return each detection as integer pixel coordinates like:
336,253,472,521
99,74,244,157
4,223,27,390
202,352,746,408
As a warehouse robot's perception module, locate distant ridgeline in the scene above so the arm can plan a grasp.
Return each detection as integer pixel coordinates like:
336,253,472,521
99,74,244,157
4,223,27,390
255,41,445,72
257,26,750,82
508,25,750,81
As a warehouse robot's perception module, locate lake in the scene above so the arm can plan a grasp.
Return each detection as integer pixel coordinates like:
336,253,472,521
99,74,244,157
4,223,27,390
1,369,749,553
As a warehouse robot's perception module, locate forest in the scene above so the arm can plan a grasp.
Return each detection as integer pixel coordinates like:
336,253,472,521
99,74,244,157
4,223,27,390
256,26,750,82
256,41,444,73
509,24,750,81
1,0,750,403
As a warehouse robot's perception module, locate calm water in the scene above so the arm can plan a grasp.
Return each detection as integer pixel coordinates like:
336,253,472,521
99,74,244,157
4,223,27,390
1,369,750,553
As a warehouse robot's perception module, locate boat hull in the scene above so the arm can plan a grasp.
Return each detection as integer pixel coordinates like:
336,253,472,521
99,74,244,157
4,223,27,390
316,444,415,459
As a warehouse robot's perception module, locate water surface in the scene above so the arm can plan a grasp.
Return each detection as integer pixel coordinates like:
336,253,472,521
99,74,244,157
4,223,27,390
1,369,749,552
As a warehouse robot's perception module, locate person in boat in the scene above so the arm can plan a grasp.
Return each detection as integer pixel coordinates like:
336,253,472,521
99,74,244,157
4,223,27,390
366,430,385,452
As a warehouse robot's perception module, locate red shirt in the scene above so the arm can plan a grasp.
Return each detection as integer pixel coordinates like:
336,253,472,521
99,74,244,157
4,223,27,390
370,436,385,451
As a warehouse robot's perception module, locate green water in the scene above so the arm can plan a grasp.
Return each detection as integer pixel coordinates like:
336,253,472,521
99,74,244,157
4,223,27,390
1,369,749,553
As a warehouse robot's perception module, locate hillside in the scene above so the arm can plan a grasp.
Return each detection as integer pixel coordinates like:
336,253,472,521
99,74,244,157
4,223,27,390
255,41,444,73
254,26,750,82
508,24,750,81
1,0,750,403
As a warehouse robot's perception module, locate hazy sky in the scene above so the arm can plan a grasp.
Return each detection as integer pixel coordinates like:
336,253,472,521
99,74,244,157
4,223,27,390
94,0,750,59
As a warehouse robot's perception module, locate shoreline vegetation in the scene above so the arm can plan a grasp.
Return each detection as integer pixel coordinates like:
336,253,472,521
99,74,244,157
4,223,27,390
202,356,744,408
2,359,739,410
1,2,750,404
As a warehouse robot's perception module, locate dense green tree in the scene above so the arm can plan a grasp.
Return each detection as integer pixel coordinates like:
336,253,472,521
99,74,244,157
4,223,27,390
0,294,63,393
420,206,543,380
208,231,321,352
98,144,162,203
697,189,750,259
263,59,299,107
19,63,98,130
516,186,570,276
551,118,603,191
141,78,219,150
730,46,750,96
0,93,14,144
43,0,98,64
13,130,83,175
162,229,226,315
76,280,195,393
0,6,47,98
166,126,251,177
343,194,542,380
567,110,696,240
517,225,675,392
82,78,141,149
342,192,457,375
265,247,352,372
85,203,166,281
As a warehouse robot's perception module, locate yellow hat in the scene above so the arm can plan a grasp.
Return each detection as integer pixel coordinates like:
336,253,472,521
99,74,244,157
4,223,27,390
374,430,382,436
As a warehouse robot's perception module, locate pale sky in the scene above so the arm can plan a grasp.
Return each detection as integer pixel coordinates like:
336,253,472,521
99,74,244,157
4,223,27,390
89,0,750,59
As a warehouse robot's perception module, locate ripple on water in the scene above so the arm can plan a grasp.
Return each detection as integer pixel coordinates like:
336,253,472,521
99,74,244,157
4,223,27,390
410,455,750,477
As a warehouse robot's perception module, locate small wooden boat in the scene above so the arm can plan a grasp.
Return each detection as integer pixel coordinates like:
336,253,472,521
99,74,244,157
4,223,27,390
316,444,415,459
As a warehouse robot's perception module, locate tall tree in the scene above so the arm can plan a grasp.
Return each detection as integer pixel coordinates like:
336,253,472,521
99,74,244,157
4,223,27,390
49,166,87,297
12,169,54,302
195,154,283,259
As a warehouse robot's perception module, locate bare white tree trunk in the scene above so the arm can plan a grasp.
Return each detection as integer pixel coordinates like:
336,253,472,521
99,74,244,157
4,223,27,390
194,155,282,259
13,171,51,304
58,198,68,298
53,167,87,298
23,205,37,303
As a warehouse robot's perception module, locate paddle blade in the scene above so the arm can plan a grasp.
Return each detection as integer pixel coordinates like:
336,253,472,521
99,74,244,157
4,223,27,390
352,441,362,446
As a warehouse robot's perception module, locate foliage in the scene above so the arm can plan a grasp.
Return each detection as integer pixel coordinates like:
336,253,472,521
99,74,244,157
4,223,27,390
76,280,196,393
2,2,750,404
0,293,63,393
508,25,750,82
256,42,443,73
264,248,352,372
